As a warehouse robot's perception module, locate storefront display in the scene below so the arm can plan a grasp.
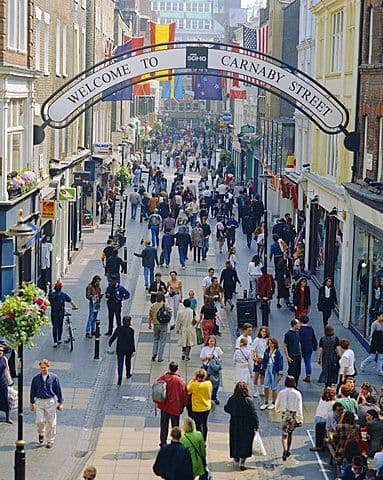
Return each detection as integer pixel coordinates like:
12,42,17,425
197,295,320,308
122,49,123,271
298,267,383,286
351,220,383,338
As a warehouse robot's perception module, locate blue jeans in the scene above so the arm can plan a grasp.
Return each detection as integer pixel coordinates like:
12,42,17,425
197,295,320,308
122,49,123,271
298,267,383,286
152,323,168,361
86,300,98,334
361,353,383,372
144,266,154,288
202,237,209,259
131,203,138,220
212,377,220,400
302,352,312,377
151,225,160,247
163,247,171,267
178,246,187,267
191,213,198,227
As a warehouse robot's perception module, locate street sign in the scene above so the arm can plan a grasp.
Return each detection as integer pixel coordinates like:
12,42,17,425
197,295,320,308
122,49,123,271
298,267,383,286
58,187,77,202
42,200,56,219
93,143,113,155
222,112,232,124
240,125,255,134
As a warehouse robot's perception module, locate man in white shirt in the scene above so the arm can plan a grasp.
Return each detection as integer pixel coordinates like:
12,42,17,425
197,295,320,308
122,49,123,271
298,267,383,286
275,375,303,461
235,323,253,349
202,268,215,293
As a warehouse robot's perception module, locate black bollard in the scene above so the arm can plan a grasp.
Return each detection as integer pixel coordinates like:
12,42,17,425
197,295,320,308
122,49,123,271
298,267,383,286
94,319,100,360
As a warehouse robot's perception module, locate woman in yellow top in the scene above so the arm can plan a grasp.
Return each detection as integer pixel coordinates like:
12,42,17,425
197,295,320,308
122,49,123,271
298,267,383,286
187,369,212,441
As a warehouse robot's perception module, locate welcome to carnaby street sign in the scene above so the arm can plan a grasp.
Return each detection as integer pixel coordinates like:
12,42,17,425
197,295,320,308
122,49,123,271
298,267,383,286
40,42,349,137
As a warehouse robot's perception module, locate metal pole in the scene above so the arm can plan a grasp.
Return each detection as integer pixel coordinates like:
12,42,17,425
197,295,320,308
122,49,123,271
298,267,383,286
15,253,25,480
123,246,128,274
94,319,100,360
262,178,269,327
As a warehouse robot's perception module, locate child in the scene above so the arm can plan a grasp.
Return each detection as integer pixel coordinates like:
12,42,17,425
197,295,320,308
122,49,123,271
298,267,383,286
188,290,197,312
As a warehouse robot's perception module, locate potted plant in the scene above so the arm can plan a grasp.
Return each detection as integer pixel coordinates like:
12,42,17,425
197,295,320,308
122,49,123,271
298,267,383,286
0,282,49,348
115,166,132,191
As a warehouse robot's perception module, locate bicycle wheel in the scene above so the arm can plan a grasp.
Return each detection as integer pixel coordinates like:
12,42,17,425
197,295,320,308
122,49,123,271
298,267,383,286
68,325,74,352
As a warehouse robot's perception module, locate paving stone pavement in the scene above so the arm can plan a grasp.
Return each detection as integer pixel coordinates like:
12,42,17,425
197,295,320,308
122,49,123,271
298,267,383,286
0,159,381,480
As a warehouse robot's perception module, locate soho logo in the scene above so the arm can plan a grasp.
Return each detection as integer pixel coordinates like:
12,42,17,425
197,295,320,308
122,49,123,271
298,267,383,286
185,47,209,69
187,53,207,62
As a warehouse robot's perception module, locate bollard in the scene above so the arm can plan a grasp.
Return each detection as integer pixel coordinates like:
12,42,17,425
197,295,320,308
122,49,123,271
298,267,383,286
123,246,128,274
261,299,269,327
94,319,101,360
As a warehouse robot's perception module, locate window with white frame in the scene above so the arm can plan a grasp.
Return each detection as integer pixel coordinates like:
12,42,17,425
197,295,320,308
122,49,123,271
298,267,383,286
378,117,383,182
7,0,27,52
62,25,67,76
330,10,344,73
35,19,41,71
178,3,184,11
81,28,86,71
191,3,197,12
326,135,338,177
43,13,50,75
204,20,211,30
186,3,191,11
152,1,157,10
73,25,79,75
367,7,373,64
7,99,26,173
198,3,204,12
185,19,191,29
56,21,61,76
205,3,211,12
363,116,369,178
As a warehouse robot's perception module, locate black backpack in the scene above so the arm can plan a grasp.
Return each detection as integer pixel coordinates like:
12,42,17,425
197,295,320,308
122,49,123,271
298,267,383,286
157,305,171,324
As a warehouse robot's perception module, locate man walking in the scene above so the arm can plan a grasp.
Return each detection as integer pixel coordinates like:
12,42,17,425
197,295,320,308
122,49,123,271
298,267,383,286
105,249,125,283
134,240,159,289
201,217,211,260
148,272,167,304
174,226,191,269
29,359,63,449
105,276,130,336
108,315,136,385
148,208,162,247
149,293,171,362
283,319,302,385
153,362,189,446
48,281,78,347
153,427,194,480
129,188,141,220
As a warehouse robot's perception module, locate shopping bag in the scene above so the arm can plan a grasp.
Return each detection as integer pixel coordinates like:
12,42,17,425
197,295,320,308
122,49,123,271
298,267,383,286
8,386,18,410
253,431,267,456
196,326,204,345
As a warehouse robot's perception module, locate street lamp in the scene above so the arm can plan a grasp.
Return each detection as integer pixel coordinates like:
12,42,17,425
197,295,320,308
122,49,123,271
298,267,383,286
6,210,35,480
259,169,272,326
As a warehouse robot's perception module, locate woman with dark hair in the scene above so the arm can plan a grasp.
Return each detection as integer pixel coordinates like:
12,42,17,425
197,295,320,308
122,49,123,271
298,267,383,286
275,254,293,309
247,254,263,298
108,316,136,385
200,335,223,405
366,409,383,454
252,327,270,398
275,376,303,461
318,325,341,387
176,299,197,361
224,381,259,471
219,260,241,311
85,275,102,338
293,277,311,320
310,387,337,451
298,314,317,383
260,338,283,411
0,345,12,424
317,278,338,328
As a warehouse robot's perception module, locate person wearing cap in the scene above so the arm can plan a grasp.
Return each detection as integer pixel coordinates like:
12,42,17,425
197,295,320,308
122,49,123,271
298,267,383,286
105,276,130,336
48,282,78,348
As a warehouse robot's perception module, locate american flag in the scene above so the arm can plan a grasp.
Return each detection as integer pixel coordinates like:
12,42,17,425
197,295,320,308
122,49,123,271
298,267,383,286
257,24,269,57
243,25,257,51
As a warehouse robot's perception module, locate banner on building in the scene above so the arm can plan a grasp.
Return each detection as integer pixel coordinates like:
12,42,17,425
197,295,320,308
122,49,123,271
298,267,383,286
42,200,56,219
150,21,176,80
58,187,77,202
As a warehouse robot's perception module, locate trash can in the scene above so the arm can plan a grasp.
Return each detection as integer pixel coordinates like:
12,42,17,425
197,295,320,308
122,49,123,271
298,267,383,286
236,298,257,329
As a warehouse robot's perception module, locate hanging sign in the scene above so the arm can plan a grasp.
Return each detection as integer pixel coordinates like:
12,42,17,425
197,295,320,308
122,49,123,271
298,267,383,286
58,187,77,202
42,200,56,219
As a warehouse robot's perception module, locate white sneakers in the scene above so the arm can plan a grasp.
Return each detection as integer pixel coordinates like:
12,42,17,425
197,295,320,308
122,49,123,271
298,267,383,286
260,403,275,410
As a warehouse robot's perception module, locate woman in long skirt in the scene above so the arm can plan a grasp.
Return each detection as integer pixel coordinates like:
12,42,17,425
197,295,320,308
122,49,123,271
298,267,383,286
224,381,259,471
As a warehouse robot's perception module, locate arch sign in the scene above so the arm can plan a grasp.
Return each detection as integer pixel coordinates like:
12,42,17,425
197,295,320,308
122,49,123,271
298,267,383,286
40,42,351,140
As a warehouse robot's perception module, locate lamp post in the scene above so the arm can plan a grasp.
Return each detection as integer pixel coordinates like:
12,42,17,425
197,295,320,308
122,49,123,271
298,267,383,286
6,210,35,480
259,169,272,326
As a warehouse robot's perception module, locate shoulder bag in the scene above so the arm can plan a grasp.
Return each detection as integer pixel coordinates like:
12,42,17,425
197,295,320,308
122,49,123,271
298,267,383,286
184,434,212,480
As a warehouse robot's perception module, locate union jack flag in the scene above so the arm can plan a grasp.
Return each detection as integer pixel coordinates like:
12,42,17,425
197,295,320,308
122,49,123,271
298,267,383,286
104,38,114,64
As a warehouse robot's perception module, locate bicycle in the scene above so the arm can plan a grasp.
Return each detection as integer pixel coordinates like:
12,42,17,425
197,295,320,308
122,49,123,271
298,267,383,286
63,311,75,352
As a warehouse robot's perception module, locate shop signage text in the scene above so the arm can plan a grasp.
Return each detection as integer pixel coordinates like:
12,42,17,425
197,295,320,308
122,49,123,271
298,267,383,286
58,187,77,202
93,143,113,155
42,200,56,219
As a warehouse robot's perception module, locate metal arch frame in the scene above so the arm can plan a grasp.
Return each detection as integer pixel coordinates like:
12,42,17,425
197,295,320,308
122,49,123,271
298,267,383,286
39,40,351,135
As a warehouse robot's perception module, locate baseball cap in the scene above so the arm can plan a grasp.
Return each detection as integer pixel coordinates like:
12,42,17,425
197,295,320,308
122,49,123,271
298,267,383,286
54,281,63,289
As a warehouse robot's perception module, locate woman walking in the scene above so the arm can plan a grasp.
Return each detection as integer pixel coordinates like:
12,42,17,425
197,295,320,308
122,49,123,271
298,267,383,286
180,417,206,479
233,337,253,385
298,314,317,383
200,335,223,405
317,278,338,327
247,254,263,298
200,298,220,343
176,299,197,361
224,382,259,471
260,338,283,411
360,312,383,375
220,260,241,310
216,218,227,254
338,339,356,390
275,376,303,461
310,387,337,451
0,345,13,424
293,277,311,320
187,369,212,441
275,255,293,309
108,316,136,385
191,221,203,263
85,275,102,338
252,327,270,398
228,247,239,270
318,325,341,387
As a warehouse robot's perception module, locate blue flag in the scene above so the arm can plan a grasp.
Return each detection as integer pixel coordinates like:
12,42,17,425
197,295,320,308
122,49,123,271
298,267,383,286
161,70,184,99
102,42,132,102
194,74,222,100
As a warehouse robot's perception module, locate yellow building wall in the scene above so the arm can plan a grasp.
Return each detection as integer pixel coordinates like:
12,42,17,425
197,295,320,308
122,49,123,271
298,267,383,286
310,0,359,184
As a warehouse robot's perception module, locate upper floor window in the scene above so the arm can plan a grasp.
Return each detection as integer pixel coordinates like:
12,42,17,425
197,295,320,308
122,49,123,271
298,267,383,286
7,0,27,52
378,117,383,181
367,7,373,64
326,135,338,177
7,99,26,173
204,3,211,12
198,3,204,12
330,10,344,73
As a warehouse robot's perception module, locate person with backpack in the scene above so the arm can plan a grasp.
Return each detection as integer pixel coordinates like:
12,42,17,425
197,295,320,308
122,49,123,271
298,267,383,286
149,293,172,363
48,281,78,347
153,362,189,447
108,315,135,385
148,209,162,247
104,276,130,336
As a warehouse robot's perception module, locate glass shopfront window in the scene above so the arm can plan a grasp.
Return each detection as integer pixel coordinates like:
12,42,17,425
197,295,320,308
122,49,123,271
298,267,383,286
351,221,383,338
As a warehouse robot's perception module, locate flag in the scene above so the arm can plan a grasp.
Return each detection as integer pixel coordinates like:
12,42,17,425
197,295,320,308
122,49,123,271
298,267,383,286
194,74,222,101
124,36,151,96
104,38,114,65
102,41,132,102
256,24,269,57
150,21,176,80
161,70,183,99
229,41,247,99
243,25,257,51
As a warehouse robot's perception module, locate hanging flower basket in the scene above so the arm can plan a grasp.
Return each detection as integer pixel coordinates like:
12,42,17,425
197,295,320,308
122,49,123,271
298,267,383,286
0,282,50,348
115,166,132,190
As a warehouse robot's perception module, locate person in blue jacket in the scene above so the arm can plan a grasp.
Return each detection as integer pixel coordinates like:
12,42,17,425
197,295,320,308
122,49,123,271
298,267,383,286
260,337,284,411
161,228,175,268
